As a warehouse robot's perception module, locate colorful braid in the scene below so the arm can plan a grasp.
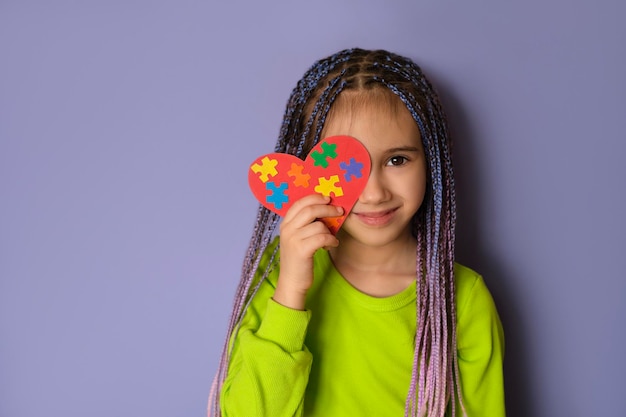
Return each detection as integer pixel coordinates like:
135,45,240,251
209,48,463,417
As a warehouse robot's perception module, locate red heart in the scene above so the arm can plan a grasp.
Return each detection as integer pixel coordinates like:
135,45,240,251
248,135,371,234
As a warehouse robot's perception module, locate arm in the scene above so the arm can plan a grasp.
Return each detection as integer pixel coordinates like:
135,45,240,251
221,196,341,416
220,239,312,417
456,270,506,416
220,294,313,416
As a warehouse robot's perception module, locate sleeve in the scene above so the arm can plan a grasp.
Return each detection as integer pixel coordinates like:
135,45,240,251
220,241,313,417
455,272,506,417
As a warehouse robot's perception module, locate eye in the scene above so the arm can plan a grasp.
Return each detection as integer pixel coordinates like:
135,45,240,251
386,156,409,166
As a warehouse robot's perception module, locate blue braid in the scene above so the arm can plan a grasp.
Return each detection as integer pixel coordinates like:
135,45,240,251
298,72,347,155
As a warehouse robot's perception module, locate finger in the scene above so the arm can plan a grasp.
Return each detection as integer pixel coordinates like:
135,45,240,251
286,218,334,241
282,194,330,222
283,204,344,231
292,232,339,256
284,196,343,227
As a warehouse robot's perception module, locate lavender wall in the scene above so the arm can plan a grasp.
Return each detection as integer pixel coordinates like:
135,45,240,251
1,1,624,416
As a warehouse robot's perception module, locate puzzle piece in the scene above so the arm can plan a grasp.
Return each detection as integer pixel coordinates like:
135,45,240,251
311,142,338,168
287,163,311,188
339,158,365,182
314,175,344,197
266,182,289,210
323,216,342,232
251,156,279,183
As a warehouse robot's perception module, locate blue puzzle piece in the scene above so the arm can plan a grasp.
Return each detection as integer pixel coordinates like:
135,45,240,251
266,182,289,210
339,158,364,182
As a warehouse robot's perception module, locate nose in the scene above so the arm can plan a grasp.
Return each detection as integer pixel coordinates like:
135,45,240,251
358,168,390,204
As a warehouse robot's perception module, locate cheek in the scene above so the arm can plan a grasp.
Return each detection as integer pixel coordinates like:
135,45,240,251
415,182,427,207
407,171,428,208
408,167,427,189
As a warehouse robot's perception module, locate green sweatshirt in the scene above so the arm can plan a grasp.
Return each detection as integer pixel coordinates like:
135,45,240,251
221,238,505,416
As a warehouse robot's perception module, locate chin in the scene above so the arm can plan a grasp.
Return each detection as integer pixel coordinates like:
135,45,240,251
339,226,412,248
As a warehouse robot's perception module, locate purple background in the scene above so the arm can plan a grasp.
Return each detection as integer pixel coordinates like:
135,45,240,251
1,1,624,416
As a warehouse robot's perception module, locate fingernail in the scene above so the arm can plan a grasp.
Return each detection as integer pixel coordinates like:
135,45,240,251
336,206,344,214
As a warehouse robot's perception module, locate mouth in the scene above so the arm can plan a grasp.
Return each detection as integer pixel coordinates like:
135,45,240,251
352,208,398,226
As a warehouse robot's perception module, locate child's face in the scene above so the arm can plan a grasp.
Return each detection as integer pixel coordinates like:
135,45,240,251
322,99,427,248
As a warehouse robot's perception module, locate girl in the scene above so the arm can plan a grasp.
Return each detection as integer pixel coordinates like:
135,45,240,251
209,48,505,417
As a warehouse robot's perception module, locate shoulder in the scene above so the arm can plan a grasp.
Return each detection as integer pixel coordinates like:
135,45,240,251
454,263,498,320
453,263,482,308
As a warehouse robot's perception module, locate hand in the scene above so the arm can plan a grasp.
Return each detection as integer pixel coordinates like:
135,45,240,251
273,194,343,310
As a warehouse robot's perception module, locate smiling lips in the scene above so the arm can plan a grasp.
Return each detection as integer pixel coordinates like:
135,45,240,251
352,208,398,226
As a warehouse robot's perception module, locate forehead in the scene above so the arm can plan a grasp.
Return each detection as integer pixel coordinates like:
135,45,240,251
321,89,422,151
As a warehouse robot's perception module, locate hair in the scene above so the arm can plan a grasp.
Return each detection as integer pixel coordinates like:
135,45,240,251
209,48,462,417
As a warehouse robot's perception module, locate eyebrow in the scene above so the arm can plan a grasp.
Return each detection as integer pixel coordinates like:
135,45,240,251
385,146,421,153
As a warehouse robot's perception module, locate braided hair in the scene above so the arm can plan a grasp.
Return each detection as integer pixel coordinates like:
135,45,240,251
209,48,463,417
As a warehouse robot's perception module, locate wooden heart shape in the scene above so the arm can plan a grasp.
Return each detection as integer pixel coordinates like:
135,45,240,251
248,135,371,234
